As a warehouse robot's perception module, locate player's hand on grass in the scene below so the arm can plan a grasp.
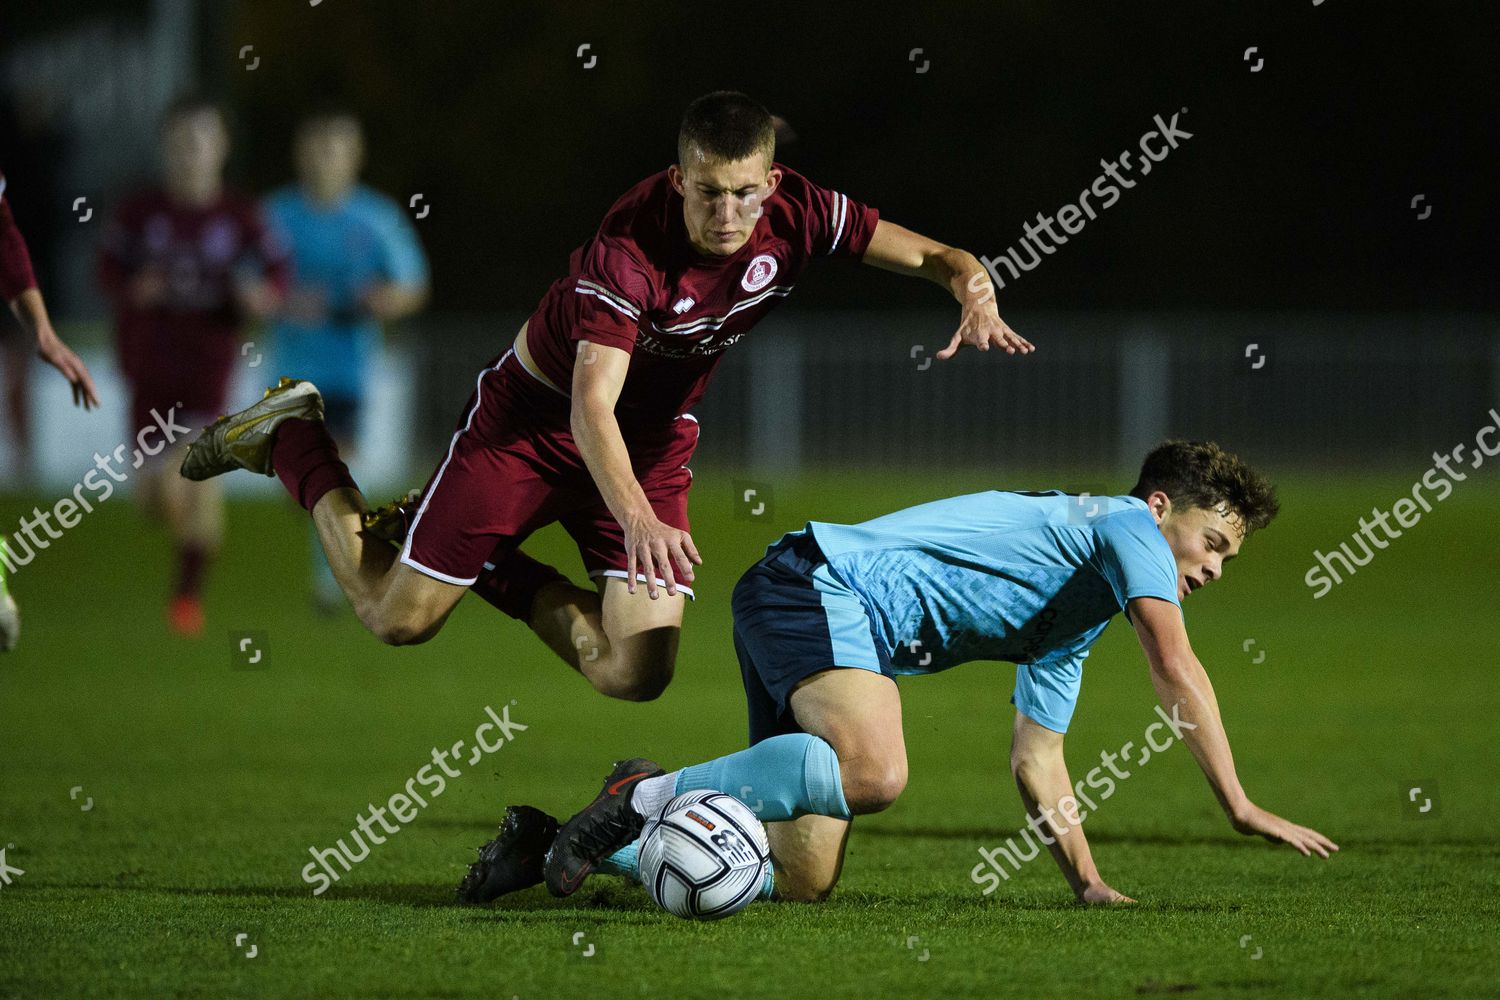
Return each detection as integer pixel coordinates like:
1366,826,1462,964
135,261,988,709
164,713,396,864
935,308,1034,360
624,511,701,600
1078,882,1136,905
35,323,101,410
1230,802,1340,858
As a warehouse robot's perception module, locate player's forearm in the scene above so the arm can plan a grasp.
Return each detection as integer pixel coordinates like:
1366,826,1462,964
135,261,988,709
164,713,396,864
1011,741,1105,898
8,288,50,342
571,399,654,526
1148,657,1251,821
925,247,996,315
365,282,429,322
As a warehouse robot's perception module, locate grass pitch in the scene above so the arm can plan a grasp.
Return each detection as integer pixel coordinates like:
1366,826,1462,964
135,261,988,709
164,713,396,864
1,469,1497,998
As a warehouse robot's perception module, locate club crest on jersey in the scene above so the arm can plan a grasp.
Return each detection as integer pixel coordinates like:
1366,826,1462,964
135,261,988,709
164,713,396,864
741,254,778,292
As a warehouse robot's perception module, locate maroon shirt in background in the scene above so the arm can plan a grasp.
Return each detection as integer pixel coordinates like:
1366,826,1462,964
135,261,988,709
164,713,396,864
0,173,39,301
524,162,879,423
98,188,289,390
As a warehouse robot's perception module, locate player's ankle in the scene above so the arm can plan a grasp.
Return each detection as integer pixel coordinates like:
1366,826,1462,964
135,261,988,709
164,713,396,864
629,771,679,819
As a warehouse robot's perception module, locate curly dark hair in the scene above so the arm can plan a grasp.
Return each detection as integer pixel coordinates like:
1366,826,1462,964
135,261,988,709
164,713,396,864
1128,440,1280,534
678,91,775,168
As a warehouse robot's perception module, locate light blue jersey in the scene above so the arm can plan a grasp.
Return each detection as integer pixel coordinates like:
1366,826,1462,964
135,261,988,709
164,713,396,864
263,184,428,398
805,491,1182,732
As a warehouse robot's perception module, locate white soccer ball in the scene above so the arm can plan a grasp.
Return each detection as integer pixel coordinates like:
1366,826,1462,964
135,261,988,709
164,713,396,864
638,790,770,920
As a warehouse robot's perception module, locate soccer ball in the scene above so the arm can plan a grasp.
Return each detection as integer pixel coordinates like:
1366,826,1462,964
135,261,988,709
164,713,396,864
638,790,770,920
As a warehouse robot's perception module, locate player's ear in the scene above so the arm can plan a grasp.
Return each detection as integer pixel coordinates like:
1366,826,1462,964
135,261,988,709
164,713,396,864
667,165,686,196
1146,490,1172,525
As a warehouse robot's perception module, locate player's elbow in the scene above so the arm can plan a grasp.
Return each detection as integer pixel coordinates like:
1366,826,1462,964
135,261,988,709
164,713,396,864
1009,739,1063,785
569,396,611,437
1147,653,1200,689
1009,749,1043,783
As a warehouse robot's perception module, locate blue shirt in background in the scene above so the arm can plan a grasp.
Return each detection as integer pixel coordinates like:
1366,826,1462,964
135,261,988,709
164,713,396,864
263,184,428,399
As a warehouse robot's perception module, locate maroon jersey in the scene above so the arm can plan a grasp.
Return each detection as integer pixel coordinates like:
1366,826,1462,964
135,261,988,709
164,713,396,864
98,188,288,385
525,163,879,421
0,172,39,301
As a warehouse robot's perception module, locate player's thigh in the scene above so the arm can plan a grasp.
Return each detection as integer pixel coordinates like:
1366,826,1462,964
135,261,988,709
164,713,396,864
402,438,555,591
371,559,469,645
766,814,852,903
788,667,908,812
596,576,685,683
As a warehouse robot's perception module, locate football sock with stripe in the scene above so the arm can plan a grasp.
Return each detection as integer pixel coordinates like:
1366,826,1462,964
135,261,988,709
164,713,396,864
630,733,850,823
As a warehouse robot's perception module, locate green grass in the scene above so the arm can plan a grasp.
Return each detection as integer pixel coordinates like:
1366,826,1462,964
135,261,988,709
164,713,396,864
1,469,1497,998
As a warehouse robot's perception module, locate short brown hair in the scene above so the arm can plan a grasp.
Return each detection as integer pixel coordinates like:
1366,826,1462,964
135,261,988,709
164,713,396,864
1129,440,1279,534
678,91,775,168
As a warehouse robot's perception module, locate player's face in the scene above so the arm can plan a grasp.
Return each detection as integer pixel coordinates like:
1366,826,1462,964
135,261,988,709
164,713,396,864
296,121,364,198
1156,500,1245,600
670,150,780,256
162,111,229,185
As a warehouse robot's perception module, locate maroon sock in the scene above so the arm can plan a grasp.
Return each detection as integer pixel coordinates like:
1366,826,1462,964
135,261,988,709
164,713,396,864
176,544,208,598
272,418,358,512
472,549,570,621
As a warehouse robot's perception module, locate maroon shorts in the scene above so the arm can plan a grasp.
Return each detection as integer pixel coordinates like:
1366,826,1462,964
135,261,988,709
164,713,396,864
399,350,700,595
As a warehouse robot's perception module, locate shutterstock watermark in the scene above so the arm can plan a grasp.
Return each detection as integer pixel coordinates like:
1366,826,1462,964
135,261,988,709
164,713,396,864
967,110,1193,303
970,702,1195,893
1304,408,1500,599
300,703,528,895
0,405,191,576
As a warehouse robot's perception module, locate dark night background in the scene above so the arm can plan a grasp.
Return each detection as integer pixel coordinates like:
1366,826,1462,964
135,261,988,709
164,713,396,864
8,0,1495,315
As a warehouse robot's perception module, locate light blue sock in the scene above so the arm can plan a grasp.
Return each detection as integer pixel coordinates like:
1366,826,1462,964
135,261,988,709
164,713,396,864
676,732,850,821
597,842,638,879
600,841,776,900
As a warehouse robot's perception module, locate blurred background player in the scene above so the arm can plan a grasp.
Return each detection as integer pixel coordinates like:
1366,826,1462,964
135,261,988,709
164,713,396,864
0,166,102,652
0,87,80,480
97,96,287,636
263,108,430,613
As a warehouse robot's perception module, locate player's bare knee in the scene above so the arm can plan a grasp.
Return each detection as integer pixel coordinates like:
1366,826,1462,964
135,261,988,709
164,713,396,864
366,605,442,646
841,758,907,814
593,653,675,702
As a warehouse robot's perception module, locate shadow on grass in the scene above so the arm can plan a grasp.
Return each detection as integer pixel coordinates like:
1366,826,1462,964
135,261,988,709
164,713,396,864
29,879,658,914
854,826,1489,851
25,878,1254,922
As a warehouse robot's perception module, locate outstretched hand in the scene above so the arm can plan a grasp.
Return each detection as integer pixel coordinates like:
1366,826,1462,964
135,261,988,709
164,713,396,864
1231,802,1340,858
36,326,100,410
935,308,1034,360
